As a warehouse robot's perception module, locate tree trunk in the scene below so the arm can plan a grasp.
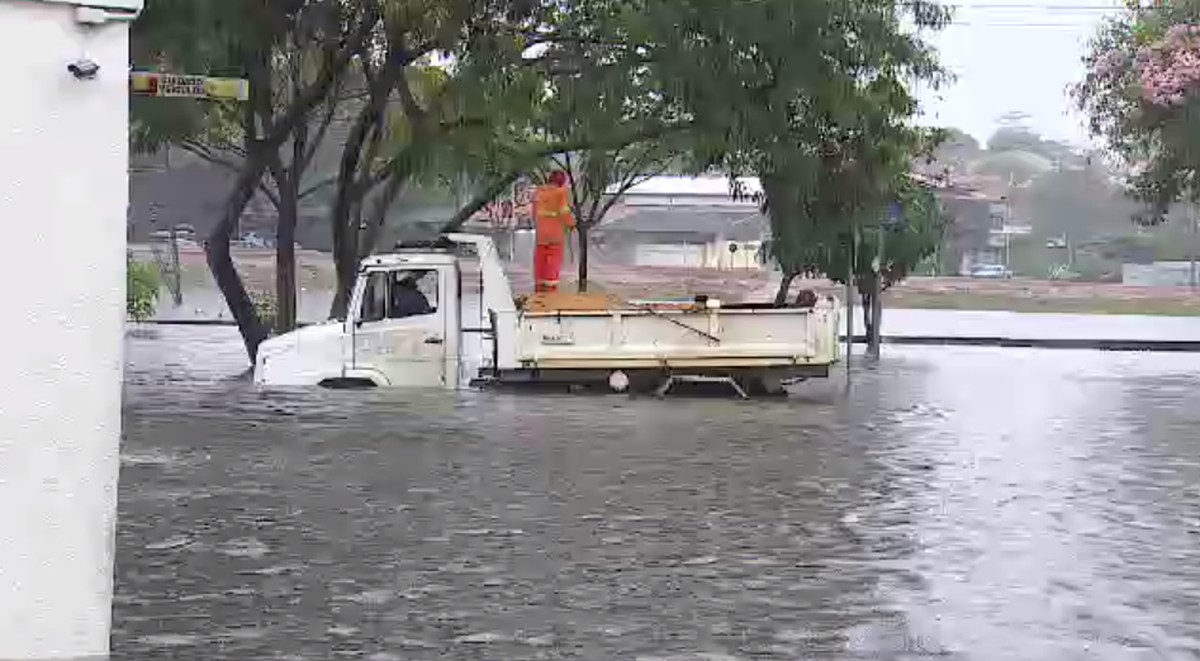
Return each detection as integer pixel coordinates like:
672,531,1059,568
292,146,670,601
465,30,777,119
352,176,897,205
577,223,590,292
359,169,408,263
872,299,884,355
329,61,406,319
861,282,883,358
859,289,873,348
275,188,298,333
329,246,357,320
207,163,270,364
774,271,797,306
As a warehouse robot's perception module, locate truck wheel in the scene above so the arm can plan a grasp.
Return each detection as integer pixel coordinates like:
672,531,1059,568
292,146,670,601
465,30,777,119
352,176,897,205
758,374,786,396
626,371,666,396
608,370,631,393
739,374,785,397
318,377,377,389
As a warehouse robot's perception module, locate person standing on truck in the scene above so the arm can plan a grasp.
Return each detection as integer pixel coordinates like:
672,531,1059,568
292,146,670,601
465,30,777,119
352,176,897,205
532,171,575,292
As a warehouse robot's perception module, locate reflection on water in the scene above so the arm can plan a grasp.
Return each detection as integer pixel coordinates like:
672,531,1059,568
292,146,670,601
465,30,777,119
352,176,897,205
116,327,1200,660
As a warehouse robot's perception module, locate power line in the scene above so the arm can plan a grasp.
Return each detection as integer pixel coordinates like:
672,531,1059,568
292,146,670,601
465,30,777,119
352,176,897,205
903,1,1128,9
941,20,1110,26
902,3,1128,28
941,3,1125,9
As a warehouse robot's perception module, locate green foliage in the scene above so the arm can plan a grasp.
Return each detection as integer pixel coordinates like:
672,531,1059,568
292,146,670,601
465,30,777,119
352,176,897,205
127,256,160,322
767,178,948,293
250,290,277,326
134,0,956,329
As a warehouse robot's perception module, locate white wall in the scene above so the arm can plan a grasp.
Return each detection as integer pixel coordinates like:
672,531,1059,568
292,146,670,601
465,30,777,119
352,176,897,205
624,194,756,208
0,1,130,657
1122,261,1197,287
635,243,705,268
704,240,764,270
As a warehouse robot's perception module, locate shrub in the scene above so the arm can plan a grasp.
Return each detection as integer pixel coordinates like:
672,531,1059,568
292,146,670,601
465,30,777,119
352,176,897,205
127,255,160,322
250,290,277,327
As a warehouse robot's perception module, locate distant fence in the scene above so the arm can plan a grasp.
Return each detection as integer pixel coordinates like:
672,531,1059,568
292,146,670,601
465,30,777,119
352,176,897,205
1122,262,1197,287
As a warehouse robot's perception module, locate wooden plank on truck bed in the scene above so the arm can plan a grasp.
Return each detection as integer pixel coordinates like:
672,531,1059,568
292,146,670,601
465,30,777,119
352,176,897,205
518,291,706,313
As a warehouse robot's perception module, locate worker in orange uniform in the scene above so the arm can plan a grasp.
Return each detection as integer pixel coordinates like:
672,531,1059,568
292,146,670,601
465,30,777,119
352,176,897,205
532,170,575,292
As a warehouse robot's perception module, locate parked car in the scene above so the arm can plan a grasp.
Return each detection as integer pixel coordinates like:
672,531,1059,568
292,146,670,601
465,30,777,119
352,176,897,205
240,232,274,249
968,263,1013,279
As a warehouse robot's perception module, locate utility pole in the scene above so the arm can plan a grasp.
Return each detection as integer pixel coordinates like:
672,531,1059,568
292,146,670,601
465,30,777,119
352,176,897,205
1190,201,1197,289
1002,195,1012,270
869,223,885,359
168,224,182,306
845,227,855,380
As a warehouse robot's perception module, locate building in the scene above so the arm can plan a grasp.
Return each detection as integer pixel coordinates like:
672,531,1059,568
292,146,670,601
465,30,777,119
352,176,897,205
592,176,769,270
1,1,136,657
914,172,1012,274
593,205,767,269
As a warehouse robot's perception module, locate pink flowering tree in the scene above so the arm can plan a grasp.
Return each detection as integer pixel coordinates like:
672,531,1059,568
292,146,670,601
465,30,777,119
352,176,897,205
1076,1,1200,223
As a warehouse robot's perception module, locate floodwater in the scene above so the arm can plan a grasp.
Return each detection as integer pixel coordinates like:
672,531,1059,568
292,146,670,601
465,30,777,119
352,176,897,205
116,324,1200,660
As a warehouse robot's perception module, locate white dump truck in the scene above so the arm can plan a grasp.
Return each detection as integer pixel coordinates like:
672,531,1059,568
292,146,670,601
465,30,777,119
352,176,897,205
254,233,840,396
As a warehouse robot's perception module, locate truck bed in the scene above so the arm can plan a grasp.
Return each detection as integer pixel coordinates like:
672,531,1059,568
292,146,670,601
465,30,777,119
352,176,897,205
492,300,840,372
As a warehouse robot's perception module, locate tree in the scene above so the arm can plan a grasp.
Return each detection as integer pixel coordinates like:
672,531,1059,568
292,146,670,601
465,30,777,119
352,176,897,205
547,142,679,291
766,177,946,351
134,0,953,364
638,0,950,356
1075,1,1200,223
318,0,671,316
132,0,381,362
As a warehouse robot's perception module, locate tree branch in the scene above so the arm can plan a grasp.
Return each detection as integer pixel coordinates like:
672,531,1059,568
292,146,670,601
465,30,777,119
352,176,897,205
259,0,382,152
300,78,342,173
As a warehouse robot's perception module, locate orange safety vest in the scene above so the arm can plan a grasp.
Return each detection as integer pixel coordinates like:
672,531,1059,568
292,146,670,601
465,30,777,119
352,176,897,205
533,185,574,245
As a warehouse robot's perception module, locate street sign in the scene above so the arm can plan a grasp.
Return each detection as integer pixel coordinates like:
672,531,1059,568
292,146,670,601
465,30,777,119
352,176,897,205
129,72,249,101
883,201,903,228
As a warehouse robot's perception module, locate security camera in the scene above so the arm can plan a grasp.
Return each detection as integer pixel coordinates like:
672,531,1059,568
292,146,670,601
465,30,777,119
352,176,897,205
67,59,100,80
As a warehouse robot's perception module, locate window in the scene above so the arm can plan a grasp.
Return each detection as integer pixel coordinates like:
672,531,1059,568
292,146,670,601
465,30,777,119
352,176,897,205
357,268,440,323
359,272,388,323
388,269,438,318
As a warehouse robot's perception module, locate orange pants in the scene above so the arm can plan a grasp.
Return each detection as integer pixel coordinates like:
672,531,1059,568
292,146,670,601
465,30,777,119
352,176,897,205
534,242,564,292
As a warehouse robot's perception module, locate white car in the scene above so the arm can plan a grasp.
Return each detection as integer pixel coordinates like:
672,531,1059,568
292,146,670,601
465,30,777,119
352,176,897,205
968,263,1013,279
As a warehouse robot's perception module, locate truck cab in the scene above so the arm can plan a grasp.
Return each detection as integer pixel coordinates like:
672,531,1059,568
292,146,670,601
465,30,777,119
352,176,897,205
254,246,466,389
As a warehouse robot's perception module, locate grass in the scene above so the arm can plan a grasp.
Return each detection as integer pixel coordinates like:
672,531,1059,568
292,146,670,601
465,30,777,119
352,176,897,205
888,292,1200,317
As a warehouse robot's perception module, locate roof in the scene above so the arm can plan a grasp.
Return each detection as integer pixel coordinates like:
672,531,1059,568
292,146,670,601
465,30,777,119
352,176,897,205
613,175,763,199
595,206,768,241
361,252,459,269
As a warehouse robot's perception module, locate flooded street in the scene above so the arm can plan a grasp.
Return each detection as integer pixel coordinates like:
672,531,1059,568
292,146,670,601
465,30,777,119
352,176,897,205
116,325,1200,660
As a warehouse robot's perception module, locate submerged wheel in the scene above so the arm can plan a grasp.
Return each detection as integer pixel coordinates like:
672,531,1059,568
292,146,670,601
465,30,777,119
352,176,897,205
318,377,377,389
737,374,786,397
759,373,786,396
608,370,631,393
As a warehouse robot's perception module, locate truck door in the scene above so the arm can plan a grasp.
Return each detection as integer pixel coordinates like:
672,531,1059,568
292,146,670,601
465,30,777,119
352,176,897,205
351,267,448,387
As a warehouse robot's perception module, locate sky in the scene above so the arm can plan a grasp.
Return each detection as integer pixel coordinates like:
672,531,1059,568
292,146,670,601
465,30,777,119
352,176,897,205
914,0,1126,148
